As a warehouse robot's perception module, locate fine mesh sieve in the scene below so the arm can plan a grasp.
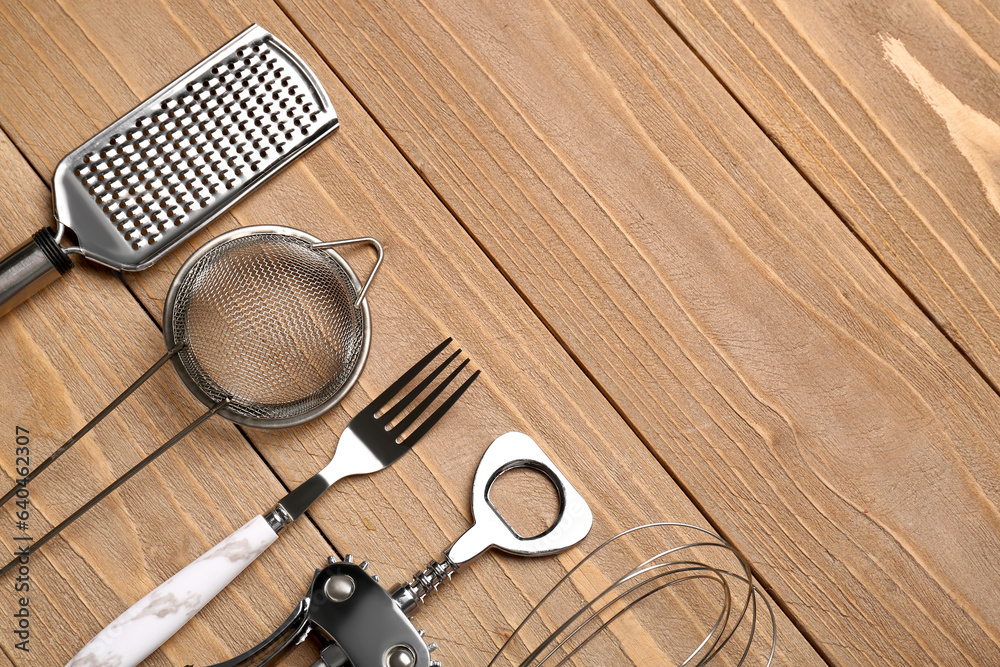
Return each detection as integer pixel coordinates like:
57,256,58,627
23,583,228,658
0,225,382,571
164,226,377,428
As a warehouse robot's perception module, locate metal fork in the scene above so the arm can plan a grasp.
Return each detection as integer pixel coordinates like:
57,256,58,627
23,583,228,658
65,338,479,667
270,338,478,529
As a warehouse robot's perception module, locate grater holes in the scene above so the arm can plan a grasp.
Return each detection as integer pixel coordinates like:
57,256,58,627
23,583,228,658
78,40,328,251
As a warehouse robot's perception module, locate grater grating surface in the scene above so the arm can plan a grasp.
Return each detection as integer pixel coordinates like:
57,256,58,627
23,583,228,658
51,25,338,271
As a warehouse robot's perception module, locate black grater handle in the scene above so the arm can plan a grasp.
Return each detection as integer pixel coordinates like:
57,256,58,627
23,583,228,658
0,227,74,317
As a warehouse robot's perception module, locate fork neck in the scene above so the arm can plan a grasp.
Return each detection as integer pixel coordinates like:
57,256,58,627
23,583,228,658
267,468,341,531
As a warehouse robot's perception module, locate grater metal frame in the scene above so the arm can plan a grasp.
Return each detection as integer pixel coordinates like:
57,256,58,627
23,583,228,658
0,24,340,317
52,24,340,271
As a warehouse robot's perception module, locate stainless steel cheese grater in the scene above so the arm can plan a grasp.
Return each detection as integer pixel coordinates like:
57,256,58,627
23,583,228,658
0,24,339,316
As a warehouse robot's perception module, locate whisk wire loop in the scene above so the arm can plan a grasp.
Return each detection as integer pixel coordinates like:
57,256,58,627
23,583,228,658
490,522,776,667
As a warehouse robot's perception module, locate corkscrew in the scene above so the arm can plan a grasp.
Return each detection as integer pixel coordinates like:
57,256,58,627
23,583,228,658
195,432,593,667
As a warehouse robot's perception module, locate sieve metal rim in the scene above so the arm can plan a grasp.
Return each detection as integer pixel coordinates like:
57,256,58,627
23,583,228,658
161,224,372,429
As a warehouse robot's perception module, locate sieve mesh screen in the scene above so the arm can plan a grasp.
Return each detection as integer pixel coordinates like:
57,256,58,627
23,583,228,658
169,233,363,421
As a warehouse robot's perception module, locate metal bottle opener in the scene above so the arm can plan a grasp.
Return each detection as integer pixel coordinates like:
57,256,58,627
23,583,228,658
194,432,593,667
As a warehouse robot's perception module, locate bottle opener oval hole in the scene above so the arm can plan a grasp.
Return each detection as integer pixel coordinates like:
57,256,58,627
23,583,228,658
487,464,563,539
445,432,593,566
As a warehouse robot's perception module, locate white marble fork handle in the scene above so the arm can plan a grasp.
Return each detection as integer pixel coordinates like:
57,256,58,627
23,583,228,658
66,514,279,667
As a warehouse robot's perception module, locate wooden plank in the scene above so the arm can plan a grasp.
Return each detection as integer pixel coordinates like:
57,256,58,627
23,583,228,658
652,0,1000,393
0,121,332,663
0,1,815,665
272,0,1000,664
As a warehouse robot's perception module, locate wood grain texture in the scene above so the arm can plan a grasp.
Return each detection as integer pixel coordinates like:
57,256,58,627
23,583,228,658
653,0,1000,394
0,115,332,665
0,1,815,665
274,0,1000,663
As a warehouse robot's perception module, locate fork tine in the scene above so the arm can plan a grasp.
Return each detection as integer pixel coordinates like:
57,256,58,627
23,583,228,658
364,338,452,415
401,369,481,446
390,357,471,438
380,348,462,425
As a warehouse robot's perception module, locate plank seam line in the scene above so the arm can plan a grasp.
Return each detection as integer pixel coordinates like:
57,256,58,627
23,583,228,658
634,4,870,663
0,118,48,198
273,1,822,661
641,0,1000,406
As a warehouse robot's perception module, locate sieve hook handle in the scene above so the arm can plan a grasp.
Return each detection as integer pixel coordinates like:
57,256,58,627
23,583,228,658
311,237,383,307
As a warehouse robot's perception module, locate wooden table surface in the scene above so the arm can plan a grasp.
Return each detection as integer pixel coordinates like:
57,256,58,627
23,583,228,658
0,0,996,664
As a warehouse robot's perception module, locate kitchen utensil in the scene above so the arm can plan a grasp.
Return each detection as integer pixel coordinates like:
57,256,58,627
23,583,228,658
189,431,593,667
67,339,479,667
0,24,338,316
1,224,382,575
490,522,776,666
